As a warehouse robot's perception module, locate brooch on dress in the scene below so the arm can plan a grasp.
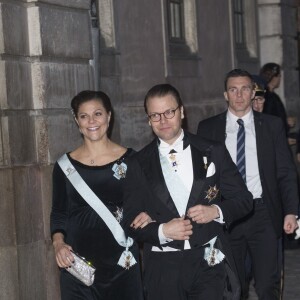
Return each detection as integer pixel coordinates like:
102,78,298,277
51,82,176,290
205,185,219,202
66,166,76,176
114,206,123,223
112,162,127,180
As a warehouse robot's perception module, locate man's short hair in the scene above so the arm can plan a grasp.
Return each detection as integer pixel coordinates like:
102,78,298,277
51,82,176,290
144,84,183,113
224,69,254,91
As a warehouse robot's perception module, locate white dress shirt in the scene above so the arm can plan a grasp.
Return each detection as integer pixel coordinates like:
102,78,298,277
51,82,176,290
225,109,262,199
153,130,224,252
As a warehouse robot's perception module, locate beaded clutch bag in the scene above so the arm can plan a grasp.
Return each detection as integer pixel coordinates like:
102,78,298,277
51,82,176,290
66,250,96,286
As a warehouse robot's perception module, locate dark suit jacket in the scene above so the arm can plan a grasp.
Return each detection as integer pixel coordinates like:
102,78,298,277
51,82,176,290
197,110,299,237
123,131,253,249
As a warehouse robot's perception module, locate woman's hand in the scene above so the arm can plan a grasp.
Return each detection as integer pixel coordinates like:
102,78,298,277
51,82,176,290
52,233,74,268
131,212,154,229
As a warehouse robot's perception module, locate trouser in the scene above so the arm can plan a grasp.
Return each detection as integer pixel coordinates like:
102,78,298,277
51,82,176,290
228,200,281,300
143,247,226,300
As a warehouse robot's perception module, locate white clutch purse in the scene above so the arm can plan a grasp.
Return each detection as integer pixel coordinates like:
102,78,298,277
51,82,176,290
66,250,96,286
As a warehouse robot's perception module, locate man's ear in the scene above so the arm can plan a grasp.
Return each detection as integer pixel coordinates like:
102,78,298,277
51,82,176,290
180,106,184,119
224,91,229,102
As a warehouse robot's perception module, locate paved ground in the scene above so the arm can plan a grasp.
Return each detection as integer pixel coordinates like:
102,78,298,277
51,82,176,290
248,246,300,299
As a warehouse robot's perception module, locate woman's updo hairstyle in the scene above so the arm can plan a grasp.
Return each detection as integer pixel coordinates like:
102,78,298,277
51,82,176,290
71,90,112,118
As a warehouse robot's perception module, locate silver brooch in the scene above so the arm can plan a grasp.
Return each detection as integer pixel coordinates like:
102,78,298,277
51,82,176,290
114,206,123,223
112,162,127,180
66,167,76,176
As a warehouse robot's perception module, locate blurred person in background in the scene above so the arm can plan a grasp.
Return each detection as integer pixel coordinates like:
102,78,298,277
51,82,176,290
251,75,266,113
259,63,296,146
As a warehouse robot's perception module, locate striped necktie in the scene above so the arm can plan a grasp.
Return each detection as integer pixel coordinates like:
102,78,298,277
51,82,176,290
236,119,246,182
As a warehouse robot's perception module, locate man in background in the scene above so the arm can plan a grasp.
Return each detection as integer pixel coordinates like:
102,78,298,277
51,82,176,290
197,69,299,299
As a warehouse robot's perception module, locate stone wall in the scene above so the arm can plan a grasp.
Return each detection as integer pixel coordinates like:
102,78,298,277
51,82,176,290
258,0,300,118
0,0,94,299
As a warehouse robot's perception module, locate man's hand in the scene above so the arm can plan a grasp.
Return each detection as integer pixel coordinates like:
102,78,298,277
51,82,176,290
283,214,298,234
288,138,296,146
187,205,219,224
162,217,193,240
131,212,153,229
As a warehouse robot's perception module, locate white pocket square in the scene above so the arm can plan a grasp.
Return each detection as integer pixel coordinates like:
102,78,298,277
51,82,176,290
206,162,216,177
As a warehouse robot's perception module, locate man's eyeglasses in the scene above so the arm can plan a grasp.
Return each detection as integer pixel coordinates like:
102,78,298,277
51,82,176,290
148,106,180,122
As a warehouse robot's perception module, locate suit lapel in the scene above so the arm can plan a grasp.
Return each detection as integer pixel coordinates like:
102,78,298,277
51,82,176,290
186,145,208,211
253,111,264,175
185,133,212,211
217,112,227,143
142,140,179,216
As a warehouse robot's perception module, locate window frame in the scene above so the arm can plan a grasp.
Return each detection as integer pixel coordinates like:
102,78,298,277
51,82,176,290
167,0,185,44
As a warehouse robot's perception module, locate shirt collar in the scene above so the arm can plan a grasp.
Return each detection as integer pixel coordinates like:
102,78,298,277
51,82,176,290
159,129,184,148
158,129,185,155
227,109,253,127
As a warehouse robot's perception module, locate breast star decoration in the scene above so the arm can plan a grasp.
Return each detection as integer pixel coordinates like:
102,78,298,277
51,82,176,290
113,206,123,223
205,185,219,202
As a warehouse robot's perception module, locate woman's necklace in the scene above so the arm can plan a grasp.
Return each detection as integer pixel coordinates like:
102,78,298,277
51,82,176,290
83,140,111,166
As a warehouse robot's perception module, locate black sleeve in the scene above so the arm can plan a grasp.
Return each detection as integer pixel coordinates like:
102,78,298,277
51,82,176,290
272,118,299,215
50,162,68,239
122,157,161,246
297,129,300,154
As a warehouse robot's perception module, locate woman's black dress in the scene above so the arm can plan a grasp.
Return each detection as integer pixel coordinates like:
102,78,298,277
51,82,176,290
50,149,143,300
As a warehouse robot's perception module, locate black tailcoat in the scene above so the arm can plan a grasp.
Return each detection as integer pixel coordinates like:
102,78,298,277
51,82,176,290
123,131,253,299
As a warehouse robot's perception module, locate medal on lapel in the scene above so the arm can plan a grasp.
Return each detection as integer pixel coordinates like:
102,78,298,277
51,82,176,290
205,185,219,202
203,156,208,169
169,149,179,171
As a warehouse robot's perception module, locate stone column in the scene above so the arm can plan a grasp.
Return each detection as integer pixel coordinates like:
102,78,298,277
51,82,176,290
0,0,94,299
258,0,300,116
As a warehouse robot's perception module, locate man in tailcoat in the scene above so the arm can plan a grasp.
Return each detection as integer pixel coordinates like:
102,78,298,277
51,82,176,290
123,83,253,300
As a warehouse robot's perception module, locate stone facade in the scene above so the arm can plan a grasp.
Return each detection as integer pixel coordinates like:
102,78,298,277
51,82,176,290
0,1,92,299
258,0,300,115
0,0,299,299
